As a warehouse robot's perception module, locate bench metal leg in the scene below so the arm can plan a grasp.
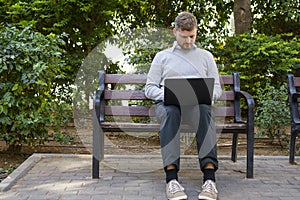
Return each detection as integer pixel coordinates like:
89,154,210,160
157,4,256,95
231,133,238,162
92,110,104,179
246,126,254,178
289,129,297,164
92,155,99,179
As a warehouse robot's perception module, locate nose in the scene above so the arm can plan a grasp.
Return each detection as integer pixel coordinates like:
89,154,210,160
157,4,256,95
186,37,192,43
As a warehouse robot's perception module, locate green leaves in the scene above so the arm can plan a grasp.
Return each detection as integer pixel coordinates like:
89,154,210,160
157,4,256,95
252,0,300,35
255,81,290,145
0,0,298,146
0,25,71,146
215,31,299,146
216,33,300,95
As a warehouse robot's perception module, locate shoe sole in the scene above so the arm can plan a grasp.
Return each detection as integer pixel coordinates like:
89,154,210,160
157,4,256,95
169,195,188,200
198,195,217,200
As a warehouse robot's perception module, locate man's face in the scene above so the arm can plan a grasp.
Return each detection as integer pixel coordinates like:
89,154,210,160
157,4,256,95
173,28,197,50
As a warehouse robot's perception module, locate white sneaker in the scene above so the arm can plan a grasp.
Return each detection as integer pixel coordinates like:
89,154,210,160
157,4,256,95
166,179,188,200
198,180,218,200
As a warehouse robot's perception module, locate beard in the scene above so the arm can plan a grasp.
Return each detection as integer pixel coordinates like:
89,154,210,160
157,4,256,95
179,42,193,50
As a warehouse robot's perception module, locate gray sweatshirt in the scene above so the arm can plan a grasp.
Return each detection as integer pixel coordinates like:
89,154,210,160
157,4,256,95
145,42,223,102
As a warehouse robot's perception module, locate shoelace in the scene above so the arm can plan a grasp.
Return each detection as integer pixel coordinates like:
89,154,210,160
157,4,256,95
202,180,218,194
168,180,184,194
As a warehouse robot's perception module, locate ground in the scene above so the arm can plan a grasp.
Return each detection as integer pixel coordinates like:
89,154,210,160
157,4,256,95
0,126,295,183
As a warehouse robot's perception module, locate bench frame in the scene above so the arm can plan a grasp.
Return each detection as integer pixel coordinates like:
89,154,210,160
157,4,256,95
287,73,300,164
92,70,255,178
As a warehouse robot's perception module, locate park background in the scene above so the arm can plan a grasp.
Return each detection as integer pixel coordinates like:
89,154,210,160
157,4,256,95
0,0,300,180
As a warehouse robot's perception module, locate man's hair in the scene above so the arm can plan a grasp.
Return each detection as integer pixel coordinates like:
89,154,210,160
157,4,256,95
174,12,197,31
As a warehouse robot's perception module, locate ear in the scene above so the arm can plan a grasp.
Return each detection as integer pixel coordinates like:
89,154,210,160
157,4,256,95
173,28,177,36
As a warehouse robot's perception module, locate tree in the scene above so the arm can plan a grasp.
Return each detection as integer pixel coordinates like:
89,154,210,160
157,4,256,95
234,0,252,34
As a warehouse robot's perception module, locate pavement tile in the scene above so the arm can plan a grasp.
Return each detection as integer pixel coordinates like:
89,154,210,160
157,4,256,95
0,154,300,200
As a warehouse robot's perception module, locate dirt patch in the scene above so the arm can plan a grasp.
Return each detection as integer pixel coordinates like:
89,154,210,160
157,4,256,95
104,133,291,156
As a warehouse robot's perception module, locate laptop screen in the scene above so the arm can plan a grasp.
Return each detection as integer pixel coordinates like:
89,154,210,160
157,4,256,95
164,78,214,106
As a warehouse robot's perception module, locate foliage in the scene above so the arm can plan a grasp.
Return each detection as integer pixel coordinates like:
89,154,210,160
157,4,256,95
114,0,233,41
255,81,290,145
1,0,299,77
0,0,119,88
0,0,299,145
215,33,300,96
0,166,16,175
1,0,233,121
0,25,72,146
118,28,174,74
252,0,300,35
112,0,234,73
0,0,232,74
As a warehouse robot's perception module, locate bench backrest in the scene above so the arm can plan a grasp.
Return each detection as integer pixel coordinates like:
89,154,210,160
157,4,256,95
95,70,243,123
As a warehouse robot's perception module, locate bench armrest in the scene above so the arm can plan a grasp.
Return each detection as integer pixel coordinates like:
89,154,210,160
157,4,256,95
94,70,105,122
94,89,103,122
291,92,300,102
287,73,300,124
232,72,255,125
235,90,255,125
289,92,300,124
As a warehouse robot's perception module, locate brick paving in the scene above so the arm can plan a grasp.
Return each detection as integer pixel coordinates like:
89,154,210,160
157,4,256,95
0,154,300,200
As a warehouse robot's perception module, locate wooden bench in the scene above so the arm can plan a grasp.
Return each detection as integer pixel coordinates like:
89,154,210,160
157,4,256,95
92,70,255,178
287,73,300,164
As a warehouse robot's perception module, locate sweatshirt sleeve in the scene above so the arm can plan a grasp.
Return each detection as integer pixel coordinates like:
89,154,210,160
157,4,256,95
206,51,223,101
145,54,164,101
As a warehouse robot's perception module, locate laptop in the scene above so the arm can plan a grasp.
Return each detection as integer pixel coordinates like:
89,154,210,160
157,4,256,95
164,78,214,106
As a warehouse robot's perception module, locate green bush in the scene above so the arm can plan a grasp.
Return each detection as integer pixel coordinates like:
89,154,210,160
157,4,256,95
215,33,300,96
255,81,290,146
214,32,299,142
0,25,72,147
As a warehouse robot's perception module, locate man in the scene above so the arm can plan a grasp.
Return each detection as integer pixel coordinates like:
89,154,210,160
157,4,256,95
145,12,222,200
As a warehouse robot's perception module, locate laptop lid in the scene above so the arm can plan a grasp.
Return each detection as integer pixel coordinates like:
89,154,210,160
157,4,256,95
164,78,214,106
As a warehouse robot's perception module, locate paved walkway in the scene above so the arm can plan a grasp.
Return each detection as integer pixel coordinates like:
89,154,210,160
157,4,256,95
0,154,300,200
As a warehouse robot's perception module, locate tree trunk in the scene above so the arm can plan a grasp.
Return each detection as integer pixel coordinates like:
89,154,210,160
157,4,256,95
234,0,252,34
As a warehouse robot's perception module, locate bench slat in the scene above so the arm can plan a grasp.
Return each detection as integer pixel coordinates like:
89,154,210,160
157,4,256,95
104,105,235,117
104,90,147,100
104,74,234,85
294,77,300,87
105,74,147,84
219,75,234,85
104,90,235,101
100,122,246,133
